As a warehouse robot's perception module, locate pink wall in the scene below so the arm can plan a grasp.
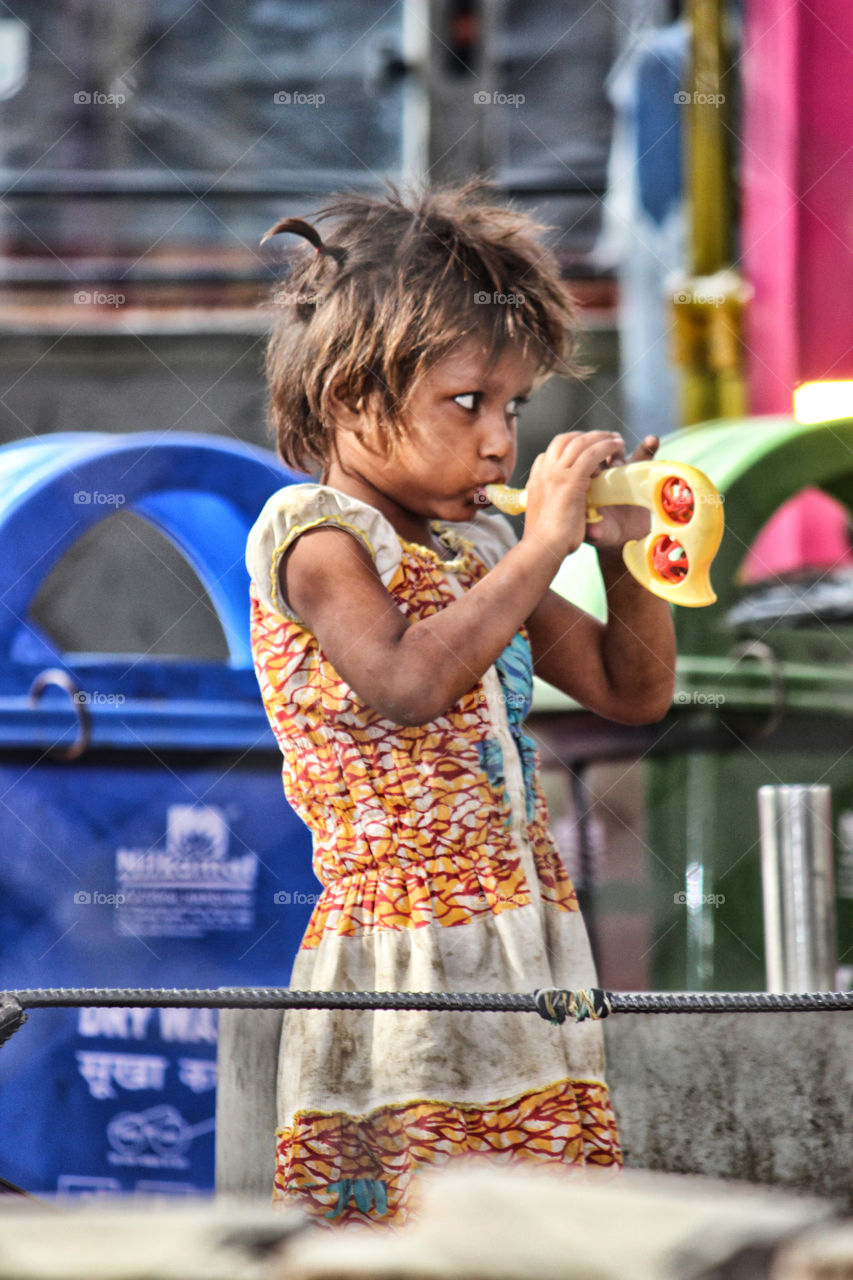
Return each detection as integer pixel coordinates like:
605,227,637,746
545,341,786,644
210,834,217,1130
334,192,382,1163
740,1,853,579
742,1,853,409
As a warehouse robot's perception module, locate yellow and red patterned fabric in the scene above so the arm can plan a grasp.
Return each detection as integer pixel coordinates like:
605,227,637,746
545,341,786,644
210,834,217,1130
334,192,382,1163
246,484,622,1227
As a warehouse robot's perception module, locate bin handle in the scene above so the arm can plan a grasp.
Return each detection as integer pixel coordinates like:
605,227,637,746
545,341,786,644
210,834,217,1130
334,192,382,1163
724,640,786,738
28,668,90,761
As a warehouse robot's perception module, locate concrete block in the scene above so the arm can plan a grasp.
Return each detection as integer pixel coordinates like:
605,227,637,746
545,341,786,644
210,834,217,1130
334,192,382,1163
215,1007,282,1200
603,1010,853,1209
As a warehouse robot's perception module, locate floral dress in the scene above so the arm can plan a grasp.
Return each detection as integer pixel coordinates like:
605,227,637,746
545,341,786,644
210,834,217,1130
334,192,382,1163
245,483,621,1227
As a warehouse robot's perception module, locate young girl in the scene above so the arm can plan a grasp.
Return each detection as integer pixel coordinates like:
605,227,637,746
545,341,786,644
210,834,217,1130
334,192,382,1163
246,181,676,1228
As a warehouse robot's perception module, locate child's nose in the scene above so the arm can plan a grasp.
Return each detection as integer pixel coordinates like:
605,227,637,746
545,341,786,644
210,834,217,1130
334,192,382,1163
479,411,514,458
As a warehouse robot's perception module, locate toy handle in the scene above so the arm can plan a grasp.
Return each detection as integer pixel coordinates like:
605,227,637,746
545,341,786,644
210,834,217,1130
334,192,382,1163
485,459,725,607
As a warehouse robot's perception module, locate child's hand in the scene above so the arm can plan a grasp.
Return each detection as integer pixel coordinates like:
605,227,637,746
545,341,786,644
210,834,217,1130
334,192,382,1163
521,430,633,561
583,434,660,553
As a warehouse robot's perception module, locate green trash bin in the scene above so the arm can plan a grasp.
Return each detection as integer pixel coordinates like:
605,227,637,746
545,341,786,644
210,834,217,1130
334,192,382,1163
531,416,853,992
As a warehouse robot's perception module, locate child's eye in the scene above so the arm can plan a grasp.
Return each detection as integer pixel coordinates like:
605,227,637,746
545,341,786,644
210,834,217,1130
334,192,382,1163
507,396,528,419
453,391,481,412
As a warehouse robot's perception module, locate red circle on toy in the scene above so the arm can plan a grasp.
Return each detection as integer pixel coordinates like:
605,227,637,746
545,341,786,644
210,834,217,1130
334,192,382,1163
652,534,689,583
660,477,695,524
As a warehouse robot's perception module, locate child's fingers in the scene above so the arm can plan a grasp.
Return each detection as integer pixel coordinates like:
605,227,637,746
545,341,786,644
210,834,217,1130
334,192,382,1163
524,433,628,520
548,429,623,454
628,434,659,463
543,430,624,475
567,435,627,479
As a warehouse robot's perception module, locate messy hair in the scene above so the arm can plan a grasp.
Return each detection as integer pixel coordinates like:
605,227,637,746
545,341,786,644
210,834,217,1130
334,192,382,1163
262,179,582,474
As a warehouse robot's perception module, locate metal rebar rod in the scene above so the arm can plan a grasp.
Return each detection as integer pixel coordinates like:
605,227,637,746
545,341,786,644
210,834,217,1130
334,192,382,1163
4,987,853,1014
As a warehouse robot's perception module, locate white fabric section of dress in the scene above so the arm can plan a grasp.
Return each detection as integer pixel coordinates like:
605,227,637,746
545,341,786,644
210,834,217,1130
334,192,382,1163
277,552,607,1127
279,909,605,1119
439,510,517,570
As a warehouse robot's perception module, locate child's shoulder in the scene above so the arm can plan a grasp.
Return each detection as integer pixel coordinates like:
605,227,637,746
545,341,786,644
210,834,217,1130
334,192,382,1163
246,483,404,619
246,482,518,618
249,482,397,561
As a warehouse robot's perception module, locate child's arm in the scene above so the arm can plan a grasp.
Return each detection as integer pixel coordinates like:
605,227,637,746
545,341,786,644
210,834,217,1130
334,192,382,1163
524,572,676,725
524,435,676,725
281,430,626,727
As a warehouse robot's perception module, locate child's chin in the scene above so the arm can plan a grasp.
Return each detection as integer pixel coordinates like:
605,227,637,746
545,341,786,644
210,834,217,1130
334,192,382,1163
435,491,485,521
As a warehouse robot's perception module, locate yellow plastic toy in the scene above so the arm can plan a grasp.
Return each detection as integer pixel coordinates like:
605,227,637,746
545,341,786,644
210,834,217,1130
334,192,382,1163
484,459,725,607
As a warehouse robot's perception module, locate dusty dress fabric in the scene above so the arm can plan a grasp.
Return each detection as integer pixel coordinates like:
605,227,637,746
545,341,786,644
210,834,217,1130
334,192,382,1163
245,483,622,1227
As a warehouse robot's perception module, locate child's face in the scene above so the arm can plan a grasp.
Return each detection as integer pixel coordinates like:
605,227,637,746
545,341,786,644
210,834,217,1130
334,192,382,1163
350,338,538,524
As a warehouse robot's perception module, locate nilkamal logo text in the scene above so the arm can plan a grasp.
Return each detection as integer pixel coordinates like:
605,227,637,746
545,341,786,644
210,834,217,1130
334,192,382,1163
113,805,259,938
116,850,258,888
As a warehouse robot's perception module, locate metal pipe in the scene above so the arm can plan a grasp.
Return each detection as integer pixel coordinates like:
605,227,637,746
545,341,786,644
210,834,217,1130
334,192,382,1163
0,170,606,199
758,785,837,991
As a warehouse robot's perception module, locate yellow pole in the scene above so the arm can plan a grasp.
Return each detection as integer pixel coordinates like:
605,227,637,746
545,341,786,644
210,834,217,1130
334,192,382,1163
671,0,748,423
687,0,729,275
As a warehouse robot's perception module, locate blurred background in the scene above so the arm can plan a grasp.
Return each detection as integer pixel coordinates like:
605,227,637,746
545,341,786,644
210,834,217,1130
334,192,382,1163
5,0,853,990
3,0,853,1200
0,0,638,441
0,0,682,991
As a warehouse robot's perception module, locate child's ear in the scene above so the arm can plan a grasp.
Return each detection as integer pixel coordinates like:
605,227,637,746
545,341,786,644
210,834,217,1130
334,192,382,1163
327,379,367,433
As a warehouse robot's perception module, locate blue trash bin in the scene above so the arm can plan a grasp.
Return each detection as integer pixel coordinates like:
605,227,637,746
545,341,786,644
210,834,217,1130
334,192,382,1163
0,432,315,1197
